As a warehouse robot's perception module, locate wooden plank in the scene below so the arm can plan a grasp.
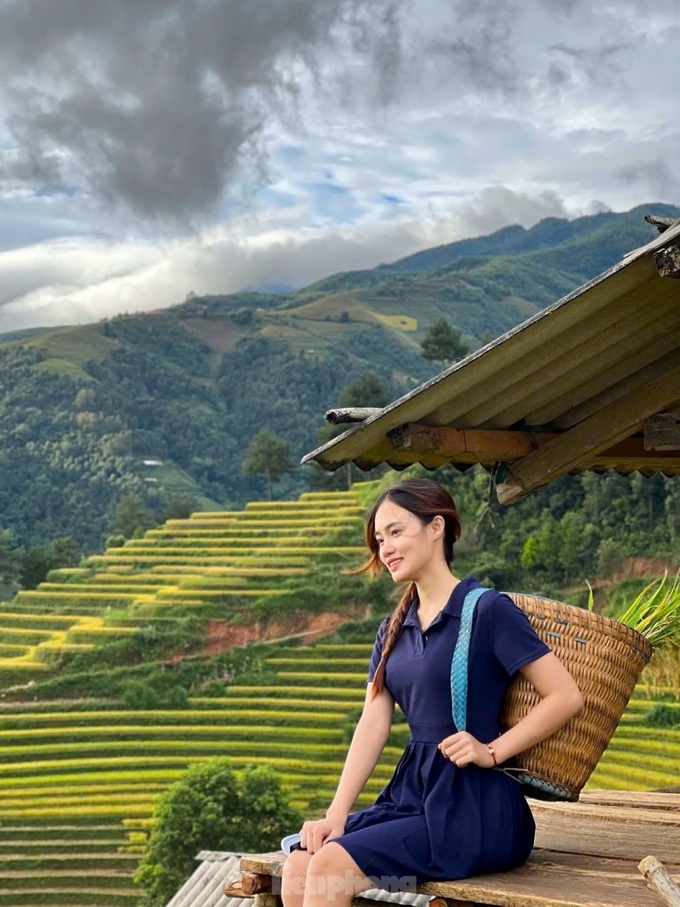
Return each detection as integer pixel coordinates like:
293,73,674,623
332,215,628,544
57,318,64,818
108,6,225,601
417,850,680,907
241,853,286,877
427,268,662,429
532,802,680,826
533,814,680,865
240,795,680,907
475,297,679,430
496,360,680,503
550,790,680,811
547,347,680,431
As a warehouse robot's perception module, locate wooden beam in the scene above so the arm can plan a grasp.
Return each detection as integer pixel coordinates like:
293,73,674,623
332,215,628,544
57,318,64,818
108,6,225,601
595,437,680,461
654,245,680,279
386,423,680,468
495,364,680,504
324,407,382,425
387,424,555,462
645,412,680,450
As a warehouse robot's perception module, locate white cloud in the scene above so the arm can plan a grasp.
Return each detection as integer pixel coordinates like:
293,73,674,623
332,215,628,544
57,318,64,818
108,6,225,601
0,184,607,332
1,0,680,331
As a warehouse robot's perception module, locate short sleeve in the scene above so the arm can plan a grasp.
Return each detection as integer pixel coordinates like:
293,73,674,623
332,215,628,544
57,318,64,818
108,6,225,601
366,615,390,685
487,593,551,676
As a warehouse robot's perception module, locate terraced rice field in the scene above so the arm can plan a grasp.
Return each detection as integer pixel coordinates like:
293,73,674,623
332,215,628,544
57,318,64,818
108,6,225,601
0,818,146,906
0,483,677,904
0,489,368,684
0,487,375,904
0,638,678,904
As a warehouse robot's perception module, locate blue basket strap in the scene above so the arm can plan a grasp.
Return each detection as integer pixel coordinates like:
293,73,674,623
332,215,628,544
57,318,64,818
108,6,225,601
450,587,488,732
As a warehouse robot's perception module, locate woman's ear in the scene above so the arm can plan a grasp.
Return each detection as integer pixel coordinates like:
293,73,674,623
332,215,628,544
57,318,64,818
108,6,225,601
430,515,445,539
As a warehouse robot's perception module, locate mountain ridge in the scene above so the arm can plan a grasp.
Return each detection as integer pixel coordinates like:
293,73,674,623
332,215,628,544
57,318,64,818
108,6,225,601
0,202,677,549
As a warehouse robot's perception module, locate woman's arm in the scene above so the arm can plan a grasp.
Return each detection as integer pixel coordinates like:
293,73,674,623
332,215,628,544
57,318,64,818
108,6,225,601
326,682,395,820
300,683,394,852
440,652,583,768
486,652,584,764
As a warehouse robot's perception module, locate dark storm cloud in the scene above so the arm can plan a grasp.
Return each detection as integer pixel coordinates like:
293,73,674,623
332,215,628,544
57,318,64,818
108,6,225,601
547,41,636,90
426,0,521,96
0,0,407,222
2,0,677,229
618,158,680,200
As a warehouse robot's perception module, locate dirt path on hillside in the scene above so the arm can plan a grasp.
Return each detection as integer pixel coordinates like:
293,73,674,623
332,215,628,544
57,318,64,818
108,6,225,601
612,556,676,582
203,604,371,655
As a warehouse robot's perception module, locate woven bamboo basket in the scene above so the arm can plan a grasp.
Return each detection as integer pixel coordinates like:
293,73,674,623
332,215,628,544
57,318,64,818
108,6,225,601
501,592,653,802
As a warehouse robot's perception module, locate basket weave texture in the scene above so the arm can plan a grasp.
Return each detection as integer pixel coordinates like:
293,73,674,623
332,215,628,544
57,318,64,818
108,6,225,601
501,593,653,801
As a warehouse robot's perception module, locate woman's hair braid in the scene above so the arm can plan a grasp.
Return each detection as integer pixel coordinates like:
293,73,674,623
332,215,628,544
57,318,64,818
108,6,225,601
370,582,416,695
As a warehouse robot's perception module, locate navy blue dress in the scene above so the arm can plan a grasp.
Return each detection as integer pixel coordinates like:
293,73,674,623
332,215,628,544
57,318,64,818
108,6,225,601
326,576,551,890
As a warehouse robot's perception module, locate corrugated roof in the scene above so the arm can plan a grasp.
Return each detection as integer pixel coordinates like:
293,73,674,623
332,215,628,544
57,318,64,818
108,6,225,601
302,219,680,503
165,852,432,907
165,852,245,907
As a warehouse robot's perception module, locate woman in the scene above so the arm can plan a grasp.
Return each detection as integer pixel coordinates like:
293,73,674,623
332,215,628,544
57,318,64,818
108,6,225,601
281,478,583,907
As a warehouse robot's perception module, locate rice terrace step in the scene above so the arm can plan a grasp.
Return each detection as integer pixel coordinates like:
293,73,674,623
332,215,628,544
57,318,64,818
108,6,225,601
0,483,677,905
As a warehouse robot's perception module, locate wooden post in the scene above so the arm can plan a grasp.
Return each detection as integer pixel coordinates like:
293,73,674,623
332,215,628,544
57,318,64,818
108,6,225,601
638,855,680,907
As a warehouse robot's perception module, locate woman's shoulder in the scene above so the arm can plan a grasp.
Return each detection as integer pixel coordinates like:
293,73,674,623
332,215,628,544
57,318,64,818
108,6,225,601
476,585,518,613
465,581,533,629
459,578,514,613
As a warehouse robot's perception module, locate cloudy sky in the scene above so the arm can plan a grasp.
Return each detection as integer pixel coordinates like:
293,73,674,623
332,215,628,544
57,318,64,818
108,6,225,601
1,0,679,333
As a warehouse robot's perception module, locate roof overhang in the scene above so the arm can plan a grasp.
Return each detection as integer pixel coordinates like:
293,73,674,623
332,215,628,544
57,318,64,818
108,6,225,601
302,221,680,504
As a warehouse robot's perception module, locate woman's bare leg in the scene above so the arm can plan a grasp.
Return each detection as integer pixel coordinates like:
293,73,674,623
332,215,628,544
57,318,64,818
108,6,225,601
302,842,375,907
281,849,313,907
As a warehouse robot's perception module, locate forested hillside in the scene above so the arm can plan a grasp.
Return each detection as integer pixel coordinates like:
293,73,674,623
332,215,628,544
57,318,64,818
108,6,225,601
0,202,678,553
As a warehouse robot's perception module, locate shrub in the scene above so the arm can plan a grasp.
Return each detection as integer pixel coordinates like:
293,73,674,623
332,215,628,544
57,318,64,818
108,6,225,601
642,704,680,728
134,759,302,907
123,683,189,710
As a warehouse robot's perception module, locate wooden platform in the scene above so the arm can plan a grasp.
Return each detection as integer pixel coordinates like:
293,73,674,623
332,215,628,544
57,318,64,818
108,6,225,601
237,791,680,907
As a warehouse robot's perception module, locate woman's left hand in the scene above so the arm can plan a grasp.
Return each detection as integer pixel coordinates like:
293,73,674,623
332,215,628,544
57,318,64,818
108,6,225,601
438,731,494,768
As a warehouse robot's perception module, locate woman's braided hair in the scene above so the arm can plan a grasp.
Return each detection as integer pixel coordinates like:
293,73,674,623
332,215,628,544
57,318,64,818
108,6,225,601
357,479,462,698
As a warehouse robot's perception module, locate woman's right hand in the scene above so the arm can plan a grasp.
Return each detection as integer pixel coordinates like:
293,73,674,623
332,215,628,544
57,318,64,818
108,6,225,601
300,816,346,854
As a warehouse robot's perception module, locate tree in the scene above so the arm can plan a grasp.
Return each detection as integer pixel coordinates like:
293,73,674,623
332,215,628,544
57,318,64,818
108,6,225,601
420,319,469,368
312,372,391,491
337,372,390,411
134,759,302,907
19,536,80,589
0,528,20,588
113,493,158,539
162,493,197,521
242,429,294,500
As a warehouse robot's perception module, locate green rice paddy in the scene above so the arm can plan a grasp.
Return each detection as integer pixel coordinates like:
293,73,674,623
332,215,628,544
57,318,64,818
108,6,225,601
0,484,676,905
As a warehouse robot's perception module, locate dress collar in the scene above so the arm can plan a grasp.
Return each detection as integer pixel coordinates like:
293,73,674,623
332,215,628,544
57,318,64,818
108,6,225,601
402,575,481,629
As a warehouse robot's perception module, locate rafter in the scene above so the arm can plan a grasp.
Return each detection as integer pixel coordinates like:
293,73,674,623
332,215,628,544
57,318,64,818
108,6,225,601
495,364,680,504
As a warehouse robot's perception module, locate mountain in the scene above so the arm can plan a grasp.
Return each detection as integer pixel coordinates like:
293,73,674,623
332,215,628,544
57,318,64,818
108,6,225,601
0,203,676,550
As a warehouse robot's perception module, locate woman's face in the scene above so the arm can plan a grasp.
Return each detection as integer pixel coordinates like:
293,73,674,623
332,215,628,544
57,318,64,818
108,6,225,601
373,499,441,583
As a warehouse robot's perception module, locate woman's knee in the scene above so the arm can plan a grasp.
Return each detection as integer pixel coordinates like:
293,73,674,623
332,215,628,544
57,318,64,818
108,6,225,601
281,848,312,898
307,845,340,876
306,842,372,896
